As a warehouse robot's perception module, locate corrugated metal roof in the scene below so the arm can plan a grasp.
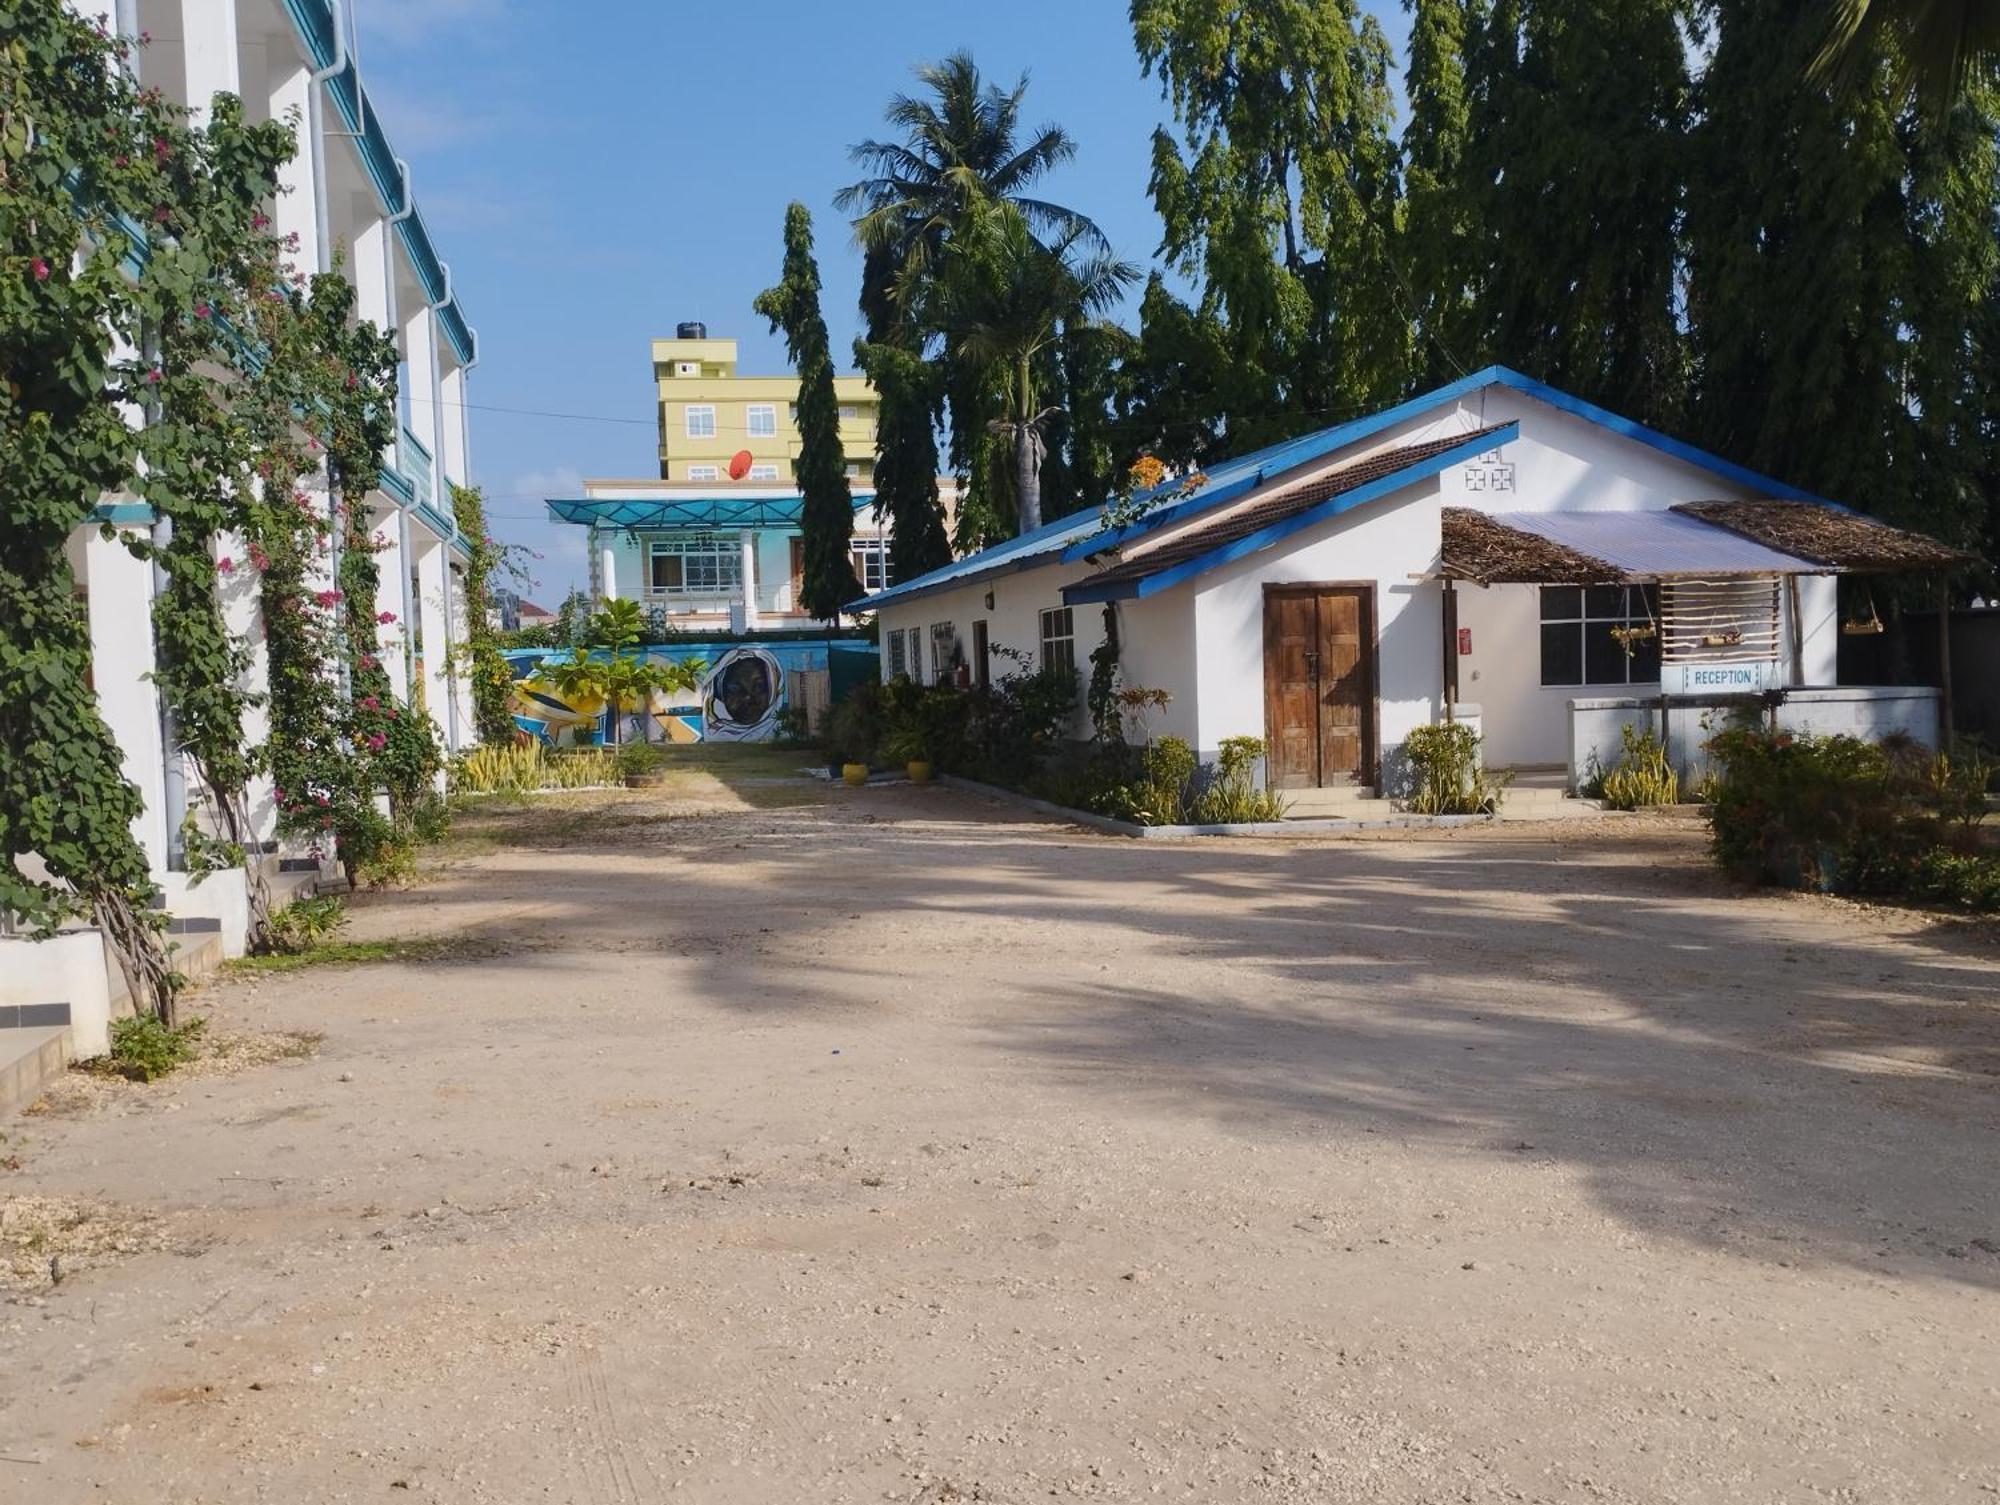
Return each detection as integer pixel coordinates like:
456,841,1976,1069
1489,510,1821,578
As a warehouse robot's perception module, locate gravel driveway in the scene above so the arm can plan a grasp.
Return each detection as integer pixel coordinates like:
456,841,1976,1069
3,778,1996,1503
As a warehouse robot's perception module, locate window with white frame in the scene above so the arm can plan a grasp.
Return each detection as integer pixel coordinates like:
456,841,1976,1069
746,403,777,438
839,405,858,421
648,533,742,596
748,463,780,481
1039,606,1076,673
1539,585,1660,687
929,623,958,684
851,538,892,593
687,464,719,482
683,404,716,439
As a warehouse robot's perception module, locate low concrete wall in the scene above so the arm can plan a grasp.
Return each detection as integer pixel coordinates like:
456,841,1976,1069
1568,685,1943,790
0,931,116,1059
156,868,250,959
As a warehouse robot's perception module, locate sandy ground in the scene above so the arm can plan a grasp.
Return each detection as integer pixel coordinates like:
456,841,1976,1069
2,774,1998,1504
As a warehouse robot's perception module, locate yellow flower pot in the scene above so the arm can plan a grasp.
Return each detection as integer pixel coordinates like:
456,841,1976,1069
842,762,869,787
906,760,934,784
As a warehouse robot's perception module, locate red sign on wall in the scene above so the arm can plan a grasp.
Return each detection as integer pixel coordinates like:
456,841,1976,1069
1457,627,1473,655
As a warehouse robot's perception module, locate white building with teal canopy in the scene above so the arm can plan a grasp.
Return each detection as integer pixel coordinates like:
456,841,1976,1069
547,477,953,631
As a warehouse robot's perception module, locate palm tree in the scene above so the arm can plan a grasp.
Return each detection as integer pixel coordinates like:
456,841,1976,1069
836,52,1111,338
1810,0,1999,116
948,208,1137,534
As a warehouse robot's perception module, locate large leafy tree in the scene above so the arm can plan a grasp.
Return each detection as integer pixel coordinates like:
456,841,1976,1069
1462,0,1690,426
946,210,1136,533
1402,0,1479,387
1688,0,1997,558
755,204,861,620
1131,0,1409,450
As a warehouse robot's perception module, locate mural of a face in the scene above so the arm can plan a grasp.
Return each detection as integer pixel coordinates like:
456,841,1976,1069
703,648,784,742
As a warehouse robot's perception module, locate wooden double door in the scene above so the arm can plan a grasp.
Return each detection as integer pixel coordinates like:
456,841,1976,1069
1263,585,1376,789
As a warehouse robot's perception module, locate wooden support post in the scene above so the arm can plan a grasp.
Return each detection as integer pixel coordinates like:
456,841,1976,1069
1785,574,1805,687
1441,577,1459,723
1938,575,1954,748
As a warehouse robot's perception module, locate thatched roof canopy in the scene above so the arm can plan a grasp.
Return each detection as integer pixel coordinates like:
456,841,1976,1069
1439,508,1622,585
1671,501,1965,572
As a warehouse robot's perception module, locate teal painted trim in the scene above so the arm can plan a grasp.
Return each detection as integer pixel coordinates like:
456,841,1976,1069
414,499,457,545
380,466,415,506
1063,424,1520,606
92,501,155,526
279,0,476,367
548,490,880,532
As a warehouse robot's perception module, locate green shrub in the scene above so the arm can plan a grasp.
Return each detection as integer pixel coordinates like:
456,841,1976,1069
1705,726,1996,909
1403,723,1505,815
773,705,815,747
615,740,664,778
1187,737,1288,824
262,895,346,956
827,680,890,767
104,1015,206,1082
1598,725,1679,810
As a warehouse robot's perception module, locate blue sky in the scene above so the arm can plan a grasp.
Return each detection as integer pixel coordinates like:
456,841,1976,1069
352,0,1409,600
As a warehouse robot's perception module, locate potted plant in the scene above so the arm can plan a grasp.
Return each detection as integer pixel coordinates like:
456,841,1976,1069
825,688,883,787
617,739,666,788
884,725,933,784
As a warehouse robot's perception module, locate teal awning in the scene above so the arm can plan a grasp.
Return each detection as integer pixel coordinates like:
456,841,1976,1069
547,493,875,531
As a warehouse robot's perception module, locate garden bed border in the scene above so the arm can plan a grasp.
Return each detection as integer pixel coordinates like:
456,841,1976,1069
936,774,1498,839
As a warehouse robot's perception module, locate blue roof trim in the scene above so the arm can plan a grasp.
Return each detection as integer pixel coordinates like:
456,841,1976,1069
280,1,476,367
1063,424,1520,605
849,507,1106,614
379,464,415,507
873,366,1835,614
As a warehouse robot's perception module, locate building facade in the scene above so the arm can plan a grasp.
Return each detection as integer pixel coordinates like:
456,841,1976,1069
866,369,1955,801
654,327,878,486
8,0,485,1049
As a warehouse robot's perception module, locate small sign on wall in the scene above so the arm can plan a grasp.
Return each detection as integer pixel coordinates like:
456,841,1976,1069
1457,627,1472,655
1662,659,1780,695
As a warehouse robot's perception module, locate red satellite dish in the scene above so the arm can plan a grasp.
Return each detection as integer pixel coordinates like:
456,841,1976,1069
728,450,754,481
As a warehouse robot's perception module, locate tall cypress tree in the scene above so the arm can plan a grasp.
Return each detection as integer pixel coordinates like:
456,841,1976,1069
754,204,860,621
856,338,951,581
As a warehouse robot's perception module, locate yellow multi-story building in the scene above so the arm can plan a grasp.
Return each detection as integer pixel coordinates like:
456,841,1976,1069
653,323,878,485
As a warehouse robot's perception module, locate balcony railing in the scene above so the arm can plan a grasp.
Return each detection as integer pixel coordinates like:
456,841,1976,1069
400,426,434,505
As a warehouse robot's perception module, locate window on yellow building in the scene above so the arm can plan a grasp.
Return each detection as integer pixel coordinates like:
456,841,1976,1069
746,404,777,438
684,405,716,439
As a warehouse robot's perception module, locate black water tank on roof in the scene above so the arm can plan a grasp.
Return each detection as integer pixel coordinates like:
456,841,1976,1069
677,321,707,340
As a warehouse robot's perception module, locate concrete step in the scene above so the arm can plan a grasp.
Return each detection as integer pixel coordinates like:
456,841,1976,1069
1281,787,1395,820
0,1026,71,1118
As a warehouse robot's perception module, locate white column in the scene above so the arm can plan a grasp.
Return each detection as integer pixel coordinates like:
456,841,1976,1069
416,536,453,750
218,526,276,847
371,505,410,704
438,362,469,488
352,215,392,331
404,304,443,505
180,0,240,125
86,527,171,873
267,57,321,280
600,534,619,604
449,562,478,740
739,529,757,628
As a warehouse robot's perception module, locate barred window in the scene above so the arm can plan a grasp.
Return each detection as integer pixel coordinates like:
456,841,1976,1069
1039,606,1076,673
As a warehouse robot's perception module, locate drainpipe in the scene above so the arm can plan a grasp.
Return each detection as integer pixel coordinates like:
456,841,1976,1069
114,0,140,78
308,0,347,278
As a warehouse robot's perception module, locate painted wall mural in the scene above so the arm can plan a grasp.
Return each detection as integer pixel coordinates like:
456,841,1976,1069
502,639,876,746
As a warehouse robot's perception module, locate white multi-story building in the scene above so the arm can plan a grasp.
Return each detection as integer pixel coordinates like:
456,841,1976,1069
4,1,484,1082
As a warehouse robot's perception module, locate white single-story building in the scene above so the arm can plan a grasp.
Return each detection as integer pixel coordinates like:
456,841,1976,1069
860,367,1960,794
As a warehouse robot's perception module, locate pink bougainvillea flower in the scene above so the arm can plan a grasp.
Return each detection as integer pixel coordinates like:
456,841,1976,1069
314,792,329,806
144,368,161,384
153,206,170,223
358,653,378,671
360,695,379,711
365,733,386,752
216,555,234,574
376,611,396,625
385,708,398,720
194,302,211,319
313,589,341,608
252,213,270,231
30,258,50,282
152,137,170,161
